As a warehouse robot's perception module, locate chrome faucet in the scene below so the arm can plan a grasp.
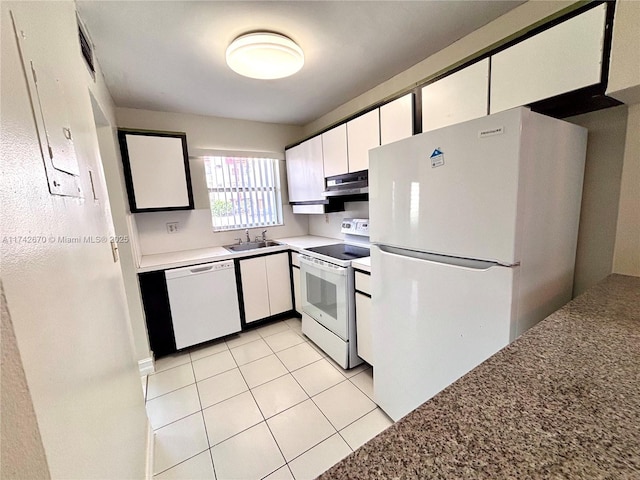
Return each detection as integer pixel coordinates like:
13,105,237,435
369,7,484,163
262,230,267,241
245,229,251,243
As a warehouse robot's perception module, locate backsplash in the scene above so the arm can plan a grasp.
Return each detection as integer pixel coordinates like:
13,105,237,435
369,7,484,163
135,200,368,256
135,208,308,255
308,201,369,240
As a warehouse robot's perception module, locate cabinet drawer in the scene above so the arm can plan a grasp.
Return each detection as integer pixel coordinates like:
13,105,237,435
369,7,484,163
291,252,300,268
355,270,371,295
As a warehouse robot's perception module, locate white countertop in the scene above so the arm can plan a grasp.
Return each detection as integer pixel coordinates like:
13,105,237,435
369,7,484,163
351,257,371,273
137,235,339,273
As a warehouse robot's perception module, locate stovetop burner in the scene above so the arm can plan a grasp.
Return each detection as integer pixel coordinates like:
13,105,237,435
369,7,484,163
304,243,370,261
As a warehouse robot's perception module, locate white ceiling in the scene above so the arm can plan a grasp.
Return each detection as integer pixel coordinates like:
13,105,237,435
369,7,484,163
77,1,524,126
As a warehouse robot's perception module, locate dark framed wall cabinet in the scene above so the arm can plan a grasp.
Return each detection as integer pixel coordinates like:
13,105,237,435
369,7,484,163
117,129,195,213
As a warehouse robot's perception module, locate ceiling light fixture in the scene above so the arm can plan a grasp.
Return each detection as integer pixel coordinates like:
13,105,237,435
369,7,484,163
226,32,304,80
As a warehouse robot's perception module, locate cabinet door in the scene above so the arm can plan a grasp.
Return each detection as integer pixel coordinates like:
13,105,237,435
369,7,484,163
490,4,606,114
347,109,380,173
292,266,302,314
285,136,325,202
380,93,414,145
355,292,373,365
265,253,293,315
422,59,489,132
322,124,349,177
118,131,194,212
240,257,270,323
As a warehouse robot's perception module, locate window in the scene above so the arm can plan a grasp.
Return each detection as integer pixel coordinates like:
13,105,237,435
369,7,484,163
204,156,283,231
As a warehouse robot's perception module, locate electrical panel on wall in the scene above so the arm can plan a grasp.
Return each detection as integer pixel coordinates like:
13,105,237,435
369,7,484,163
10,10,83,198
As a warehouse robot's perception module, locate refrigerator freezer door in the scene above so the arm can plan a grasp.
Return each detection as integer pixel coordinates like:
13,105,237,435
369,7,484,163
372,245,517,421
369,108,525,265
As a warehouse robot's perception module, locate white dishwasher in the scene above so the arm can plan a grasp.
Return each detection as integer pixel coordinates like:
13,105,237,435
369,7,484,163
165,260,241,349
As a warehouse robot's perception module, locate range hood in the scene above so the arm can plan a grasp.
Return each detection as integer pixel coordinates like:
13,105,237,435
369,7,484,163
290,171,368,214
323,170,368,198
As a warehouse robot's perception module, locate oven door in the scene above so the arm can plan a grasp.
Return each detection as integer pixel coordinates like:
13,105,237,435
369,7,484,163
299,256,349,340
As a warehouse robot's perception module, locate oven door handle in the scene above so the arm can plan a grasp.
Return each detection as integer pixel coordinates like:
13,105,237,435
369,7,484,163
299,256,348,275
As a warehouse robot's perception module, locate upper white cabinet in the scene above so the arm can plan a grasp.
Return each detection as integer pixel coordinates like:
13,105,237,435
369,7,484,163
118,130,194,212
606,0,640,104
347,109,380,173
322,124,348,178
380,93,414,145
285,136,325,202
490,4,607,114
422,59,489,132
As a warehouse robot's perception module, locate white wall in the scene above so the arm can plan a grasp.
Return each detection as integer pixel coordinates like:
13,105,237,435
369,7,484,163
567,106,628,296
308,202,370,240
1,283,50,479
1,2,148,478
613,103,640,276
115,107,309,255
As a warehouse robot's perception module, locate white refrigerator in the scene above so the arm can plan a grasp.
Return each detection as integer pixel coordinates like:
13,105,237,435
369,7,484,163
369,107,587,421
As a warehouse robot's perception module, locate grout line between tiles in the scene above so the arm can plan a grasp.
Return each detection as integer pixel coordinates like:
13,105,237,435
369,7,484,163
188,353,219,480
146,378,197,403
153,447,211,477
152,319,376,479
228,332,290,476
284,369,351,464
302,369,383,456
152,357,192,375
347,369,376,402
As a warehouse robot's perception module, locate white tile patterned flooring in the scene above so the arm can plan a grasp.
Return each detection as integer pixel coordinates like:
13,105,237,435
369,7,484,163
145,317,394,480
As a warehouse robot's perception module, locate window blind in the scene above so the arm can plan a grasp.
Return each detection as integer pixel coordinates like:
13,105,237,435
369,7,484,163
204,156,283,231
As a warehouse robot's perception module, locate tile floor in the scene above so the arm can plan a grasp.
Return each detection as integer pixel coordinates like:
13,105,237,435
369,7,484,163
144,317,393,480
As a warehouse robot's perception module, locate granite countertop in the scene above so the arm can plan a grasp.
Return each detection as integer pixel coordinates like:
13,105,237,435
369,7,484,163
321,274,640,479
137,235,338,272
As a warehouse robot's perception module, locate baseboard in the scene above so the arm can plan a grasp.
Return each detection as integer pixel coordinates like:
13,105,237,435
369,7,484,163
145,420,154,480
138,357,155,376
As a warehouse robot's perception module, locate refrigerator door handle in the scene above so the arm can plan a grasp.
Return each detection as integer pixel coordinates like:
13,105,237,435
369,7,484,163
377,244,512,270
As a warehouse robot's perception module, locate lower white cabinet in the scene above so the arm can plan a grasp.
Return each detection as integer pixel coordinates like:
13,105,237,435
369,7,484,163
355,293,372,365
354,270,373,365
265,253,293,315
291,254,302,314
240,252,292,324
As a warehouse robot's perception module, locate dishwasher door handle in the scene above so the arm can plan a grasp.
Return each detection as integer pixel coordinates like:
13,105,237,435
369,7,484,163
190,266,213,273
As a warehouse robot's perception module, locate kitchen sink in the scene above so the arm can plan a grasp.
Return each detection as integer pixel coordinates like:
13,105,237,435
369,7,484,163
223,240,282,252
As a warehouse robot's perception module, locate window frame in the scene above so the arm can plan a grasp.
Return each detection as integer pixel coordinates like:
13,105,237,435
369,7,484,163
203,155,284,232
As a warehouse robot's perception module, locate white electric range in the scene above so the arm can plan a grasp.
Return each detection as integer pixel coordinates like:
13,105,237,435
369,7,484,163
298,218,370,369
